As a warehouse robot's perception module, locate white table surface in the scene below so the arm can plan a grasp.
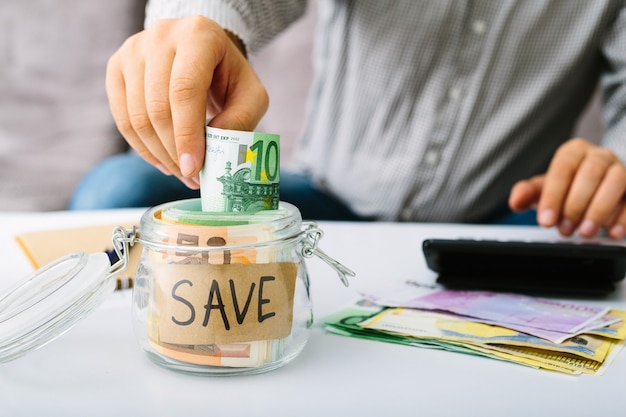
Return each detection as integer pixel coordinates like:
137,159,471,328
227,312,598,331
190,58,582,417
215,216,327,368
0,209,624,417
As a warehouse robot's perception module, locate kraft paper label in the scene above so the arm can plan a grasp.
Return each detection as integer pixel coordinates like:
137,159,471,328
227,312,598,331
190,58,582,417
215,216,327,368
154,262,298,345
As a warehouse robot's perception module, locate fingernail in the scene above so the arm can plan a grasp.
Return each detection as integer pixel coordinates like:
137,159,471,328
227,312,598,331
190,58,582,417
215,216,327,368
155,164,172,176
538,209,556,226
559,219,574,235
609,224,626,240
179,153,196,177
579,220,597,236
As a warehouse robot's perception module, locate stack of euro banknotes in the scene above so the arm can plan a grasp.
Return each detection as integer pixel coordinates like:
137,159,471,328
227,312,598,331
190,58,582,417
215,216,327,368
143,126,283,368
323,286,626,375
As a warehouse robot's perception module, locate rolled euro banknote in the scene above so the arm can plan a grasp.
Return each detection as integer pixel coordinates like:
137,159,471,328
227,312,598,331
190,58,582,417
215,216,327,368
200,126,280,213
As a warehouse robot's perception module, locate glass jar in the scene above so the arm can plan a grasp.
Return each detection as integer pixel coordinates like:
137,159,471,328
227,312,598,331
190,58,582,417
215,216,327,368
0,199,352,371
128,199,353,376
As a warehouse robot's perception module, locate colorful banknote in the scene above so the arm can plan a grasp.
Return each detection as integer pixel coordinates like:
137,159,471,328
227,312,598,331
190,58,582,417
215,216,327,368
323,299,626,375
361,286,611,337
322,300,492,358
405,290,609,333
200,126,280,213
360,307,614,362
157,198,285,227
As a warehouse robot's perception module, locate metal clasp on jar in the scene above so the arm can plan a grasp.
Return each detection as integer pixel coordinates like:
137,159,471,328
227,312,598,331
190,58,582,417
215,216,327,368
300,221,355,287
109,226,139,283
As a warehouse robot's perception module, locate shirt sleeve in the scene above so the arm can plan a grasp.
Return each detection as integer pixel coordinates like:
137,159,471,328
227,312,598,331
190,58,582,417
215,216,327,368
599,5,626,163
144,0,307,54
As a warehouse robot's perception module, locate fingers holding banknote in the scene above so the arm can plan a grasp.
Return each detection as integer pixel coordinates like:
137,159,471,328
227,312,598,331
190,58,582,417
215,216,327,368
106,16,269,188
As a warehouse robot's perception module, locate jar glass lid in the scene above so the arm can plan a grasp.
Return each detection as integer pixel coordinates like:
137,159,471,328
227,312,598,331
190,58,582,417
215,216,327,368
0,251,115,363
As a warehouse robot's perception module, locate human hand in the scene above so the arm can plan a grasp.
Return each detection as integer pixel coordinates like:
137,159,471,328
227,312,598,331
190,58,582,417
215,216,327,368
106,16,269,188
509,138,626,239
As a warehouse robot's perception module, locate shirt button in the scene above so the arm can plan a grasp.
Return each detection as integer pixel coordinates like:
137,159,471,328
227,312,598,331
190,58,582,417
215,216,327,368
472,20,486,35
400,207,413,221
448,86,462,101
424,149,440,166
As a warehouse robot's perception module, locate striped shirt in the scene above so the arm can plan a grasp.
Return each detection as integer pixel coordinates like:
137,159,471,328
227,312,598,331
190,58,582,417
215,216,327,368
146,0,626,222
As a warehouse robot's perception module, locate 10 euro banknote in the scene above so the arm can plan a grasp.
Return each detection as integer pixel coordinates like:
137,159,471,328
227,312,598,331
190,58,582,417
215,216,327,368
200,126,280,213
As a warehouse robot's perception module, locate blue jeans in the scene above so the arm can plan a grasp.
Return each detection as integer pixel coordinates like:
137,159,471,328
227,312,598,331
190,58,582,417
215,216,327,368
69,152,199,209
70,152,537,225
281,172,538,224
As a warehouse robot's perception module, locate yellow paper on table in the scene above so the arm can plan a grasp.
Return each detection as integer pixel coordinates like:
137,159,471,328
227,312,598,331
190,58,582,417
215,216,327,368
15,223,141,282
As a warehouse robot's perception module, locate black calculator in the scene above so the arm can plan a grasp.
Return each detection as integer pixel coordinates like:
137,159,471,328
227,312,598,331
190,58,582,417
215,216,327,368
422,239,626,295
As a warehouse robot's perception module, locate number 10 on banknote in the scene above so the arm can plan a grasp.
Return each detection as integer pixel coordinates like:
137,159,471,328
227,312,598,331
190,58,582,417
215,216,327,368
200,126,280,213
